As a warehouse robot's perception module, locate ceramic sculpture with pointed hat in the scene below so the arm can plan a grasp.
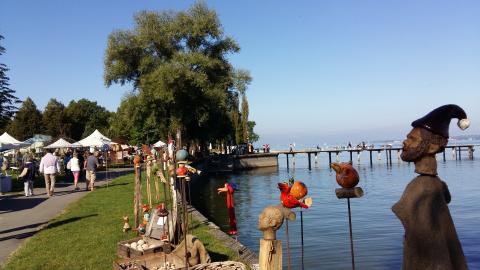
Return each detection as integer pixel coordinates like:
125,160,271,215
392,104,469,270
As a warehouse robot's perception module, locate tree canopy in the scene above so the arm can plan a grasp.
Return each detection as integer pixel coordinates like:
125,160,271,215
0,35,20,130
105,2,254,147
64,99,112,140
7,97,43,140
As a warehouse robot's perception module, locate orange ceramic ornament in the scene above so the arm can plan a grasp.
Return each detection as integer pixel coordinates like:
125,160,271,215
290,181,308,199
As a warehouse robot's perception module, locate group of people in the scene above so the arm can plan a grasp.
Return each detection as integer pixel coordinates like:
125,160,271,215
18,149,101,197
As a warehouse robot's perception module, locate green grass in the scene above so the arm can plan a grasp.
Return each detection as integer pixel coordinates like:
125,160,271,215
1,173,238,270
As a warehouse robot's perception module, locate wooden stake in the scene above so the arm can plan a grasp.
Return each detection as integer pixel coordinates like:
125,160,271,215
259,239,282,270
134,165,142,230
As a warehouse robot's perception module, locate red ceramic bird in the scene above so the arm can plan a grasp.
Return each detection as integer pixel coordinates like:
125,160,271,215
330,162,360,188
278,183,310,209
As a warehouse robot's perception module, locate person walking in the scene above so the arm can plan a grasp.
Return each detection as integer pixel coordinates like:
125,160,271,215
84,151,100,191
18,155,36,197
69,152,81,190
39,149,60,197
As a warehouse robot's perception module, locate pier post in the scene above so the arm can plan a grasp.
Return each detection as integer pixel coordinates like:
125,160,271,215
329,152,332,166
443,150,446,161
349,151,353,164
369,151,373,166
293,154,296,167
286,154,289,171
336,152,340,162
357,151,361,163
308,153,312,171
458,147,462,160
385,149,389,164
389,150,393,165
315,153,318,166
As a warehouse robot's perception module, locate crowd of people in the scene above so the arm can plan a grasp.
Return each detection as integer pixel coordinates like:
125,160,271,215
14,149,101,197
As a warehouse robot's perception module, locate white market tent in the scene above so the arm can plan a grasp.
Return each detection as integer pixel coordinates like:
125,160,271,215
153,140,166,147
0,132,29,152
0,132,22,144
76,129,114,147
44,138,81,149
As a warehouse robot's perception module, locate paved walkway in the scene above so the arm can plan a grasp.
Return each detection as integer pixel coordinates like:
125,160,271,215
0,168,133,265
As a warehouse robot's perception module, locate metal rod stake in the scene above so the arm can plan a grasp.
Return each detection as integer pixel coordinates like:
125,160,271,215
347,198,355,270
301,210,305,270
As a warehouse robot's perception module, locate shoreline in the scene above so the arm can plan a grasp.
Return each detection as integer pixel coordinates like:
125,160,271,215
187,204,259,269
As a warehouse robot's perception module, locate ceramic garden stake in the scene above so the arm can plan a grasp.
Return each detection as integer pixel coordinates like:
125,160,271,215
217,182,238,235
392,104,470,270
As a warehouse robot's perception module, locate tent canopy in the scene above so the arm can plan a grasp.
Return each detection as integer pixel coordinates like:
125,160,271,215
44,138,81,149
0,132,22,144
23,134,52,144
0,132,30,151
76,129,113,147
153,140,166,147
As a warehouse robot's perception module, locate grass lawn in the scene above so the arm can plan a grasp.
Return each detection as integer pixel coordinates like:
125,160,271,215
1,173,238,270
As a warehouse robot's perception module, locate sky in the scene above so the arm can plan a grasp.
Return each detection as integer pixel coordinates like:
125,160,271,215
1,0,479,147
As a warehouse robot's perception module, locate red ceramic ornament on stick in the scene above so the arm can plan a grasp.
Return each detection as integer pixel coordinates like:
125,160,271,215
176,164,188,177
278,183,311,209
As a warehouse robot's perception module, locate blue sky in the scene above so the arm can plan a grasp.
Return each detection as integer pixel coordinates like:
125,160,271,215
1,0,479,147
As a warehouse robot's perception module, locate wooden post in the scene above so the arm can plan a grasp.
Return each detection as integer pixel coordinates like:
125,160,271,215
307,153,311,171
286,154,289,171
314,153,318,166
292,154,296,167
134,164,142,230
458,147,462,160
443,150,446,161
259,239,282,270
369,151,373,166
349,151,353,164
328,152,332,166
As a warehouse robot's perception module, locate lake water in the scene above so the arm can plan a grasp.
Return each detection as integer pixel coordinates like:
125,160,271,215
190,146,480,269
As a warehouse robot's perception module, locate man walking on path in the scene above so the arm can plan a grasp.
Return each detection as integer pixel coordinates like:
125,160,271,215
39,150,60,197
84,151,100,191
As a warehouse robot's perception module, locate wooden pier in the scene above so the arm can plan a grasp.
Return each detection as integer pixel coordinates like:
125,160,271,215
273,144,478,170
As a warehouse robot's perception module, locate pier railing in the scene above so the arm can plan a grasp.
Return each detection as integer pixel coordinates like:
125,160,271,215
271,144,478,170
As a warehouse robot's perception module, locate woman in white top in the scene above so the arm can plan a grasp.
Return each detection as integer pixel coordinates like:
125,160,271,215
69,152,81,190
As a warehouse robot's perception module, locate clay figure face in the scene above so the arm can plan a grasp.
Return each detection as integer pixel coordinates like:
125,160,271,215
401,128,429,162
258,206,284,232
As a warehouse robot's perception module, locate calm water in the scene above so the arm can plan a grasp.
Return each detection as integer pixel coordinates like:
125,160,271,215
191,149,480,269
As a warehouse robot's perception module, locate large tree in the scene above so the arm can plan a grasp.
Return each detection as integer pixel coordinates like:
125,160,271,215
64,99,112,140
7,97,43,140
42,98,69,138
104,2,252,147
0,35,20,130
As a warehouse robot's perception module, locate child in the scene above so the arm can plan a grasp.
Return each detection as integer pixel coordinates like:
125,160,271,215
18,155,36,197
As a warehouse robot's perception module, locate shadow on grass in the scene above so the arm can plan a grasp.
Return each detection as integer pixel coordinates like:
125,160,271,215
45,214,98,230
208,251,230,262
